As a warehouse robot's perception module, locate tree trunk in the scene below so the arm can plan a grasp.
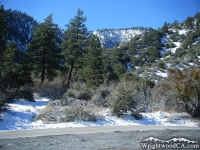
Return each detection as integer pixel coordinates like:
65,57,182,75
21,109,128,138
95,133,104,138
41,46,46,83
65,60,74,88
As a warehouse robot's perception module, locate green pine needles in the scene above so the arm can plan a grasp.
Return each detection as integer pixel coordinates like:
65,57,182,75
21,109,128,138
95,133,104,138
27,14,61,83
78,34,104,88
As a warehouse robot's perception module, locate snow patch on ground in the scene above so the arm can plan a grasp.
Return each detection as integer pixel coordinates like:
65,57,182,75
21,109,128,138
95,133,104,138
0,98,49,130
178,29,188,35
170,42,181,53
160,34,170,44
193,37,200,45
155,71,168,78
0,99,199,131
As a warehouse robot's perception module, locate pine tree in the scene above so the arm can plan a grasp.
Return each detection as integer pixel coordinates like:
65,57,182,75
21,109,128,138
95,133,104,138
102,45,127,82
0,41,33,107
185,16,194,29
2,42,18,74
78,34,104,88
0,5,7,70
27,14,61,83
61,9,88,88
2,42,31,87
160,22,169,34
110,46,126,79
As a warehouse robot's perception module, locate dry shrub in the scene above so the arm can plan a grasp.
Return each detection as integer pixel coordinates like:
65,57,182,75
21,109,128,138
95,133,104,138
160,65,200,117
35,98,103,123
91,82,119,108
60,106,97,122
91,88,111,107
65,82,92,100
33,78,65,100
150,85,179,112
35,100,62,123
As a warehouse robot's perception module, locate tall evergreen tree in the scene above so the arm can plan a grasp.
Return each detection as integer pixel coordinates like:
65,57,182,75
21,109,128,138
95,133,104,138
0,41,33,107
78,34,104,88
105,46,127,81
0,5,7,69
61,9,88,88
160,22,169,34
2,42,18,74
2,42,32,87
185,16,194,29
27,14,61,83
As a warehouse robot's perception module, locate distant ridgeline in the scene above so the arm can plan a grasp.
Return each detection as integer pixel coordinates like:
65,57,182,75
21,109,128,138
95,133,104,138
4,9,65,51
4,9,38,51
93,27,148,48
4,9,200,54
4,9,147,50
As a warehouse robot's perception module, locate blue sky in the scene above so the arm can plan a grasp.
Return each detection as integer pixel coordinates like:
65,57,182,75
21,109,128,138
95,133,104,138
1,0,200,31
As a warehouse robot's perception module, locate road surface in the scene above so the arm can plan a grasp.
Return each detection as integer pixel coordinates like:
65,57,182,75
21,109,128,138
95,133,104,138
0,125,200,150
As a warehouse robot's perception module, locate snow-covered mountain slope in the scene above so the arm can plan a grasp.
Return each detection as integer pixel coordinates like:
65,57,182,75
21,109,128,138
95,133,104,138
160,28,200,55
93,29,145,48
4,9,38,51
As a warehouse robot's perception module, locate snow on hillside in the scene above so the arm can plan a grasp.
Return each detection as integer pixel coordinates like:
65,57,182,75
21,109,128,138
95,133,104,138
160,29,187,54
93,29,145,48
160,34,170,44
0,98,199,131
155,70,168,78
171,42,182,53
0,98,49,130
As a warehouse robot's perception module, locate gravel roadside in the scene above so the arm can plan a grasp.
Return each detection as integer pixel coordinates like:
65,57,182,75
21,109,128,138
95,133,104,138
0,129,200,150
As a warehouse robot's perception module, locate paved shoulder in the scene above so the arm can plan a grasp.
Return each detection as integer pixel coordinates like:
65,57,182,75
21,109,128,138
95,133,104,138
0,125,199,139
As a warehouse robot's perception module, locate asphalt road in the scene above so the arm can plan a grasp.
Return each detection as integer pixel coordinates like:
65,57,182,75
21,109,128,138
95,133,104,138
0,126,200,150
0,125,200,139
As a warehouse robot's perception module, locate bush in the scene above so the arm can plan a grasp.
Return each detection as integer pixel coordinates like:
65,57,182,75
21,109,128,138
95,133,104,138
14,90,34,101
157,61,165,69
170,34,179,42
65,82,93,100
91,89,110,107
160,65,200,117
35,98,100,123
113,63,126,78
77,90,92,101
66,90,92,101
173,48,186,58
66,91,76,98
119,72,139,81
33,78,65,99
151,84,179,112
110,82,137,117
165,42,176,49
162,50,172,57
131,110,142,120
61,106,97,122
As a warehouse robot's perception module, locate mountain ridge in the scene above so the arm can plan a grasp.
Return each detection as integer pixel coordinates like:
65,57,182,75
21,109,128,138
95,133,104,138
93,28,147,48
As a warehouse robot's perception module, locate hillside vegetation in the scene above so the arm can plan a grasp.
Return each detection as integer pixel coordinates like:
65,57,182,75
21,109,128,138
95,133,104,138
0,5,200,122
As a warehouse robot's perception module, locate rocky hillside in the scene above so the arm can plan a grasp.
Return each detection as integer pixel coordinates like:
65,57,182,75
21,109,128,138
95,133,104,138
93,27,147,48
